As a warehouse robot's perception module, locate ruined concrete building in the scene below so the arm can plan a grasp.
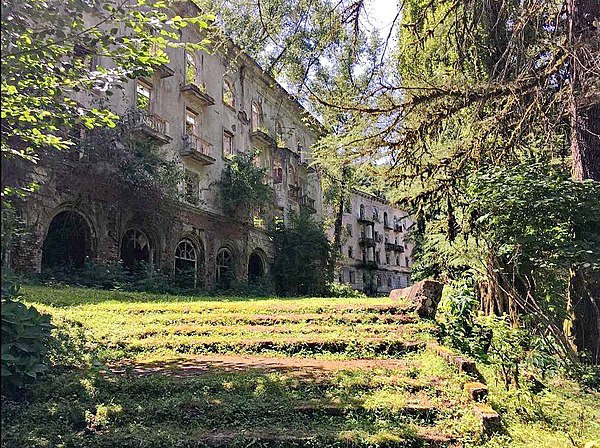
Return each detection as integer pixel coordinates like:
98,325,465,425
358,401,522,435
7,1,412,293
331,190,414,295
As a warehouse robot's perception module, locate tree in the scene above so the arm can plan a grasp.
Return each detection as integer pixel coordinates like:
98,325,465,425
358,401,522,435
219,151,273,222
270,210,332,296
566,0,600,363
205,0,600,363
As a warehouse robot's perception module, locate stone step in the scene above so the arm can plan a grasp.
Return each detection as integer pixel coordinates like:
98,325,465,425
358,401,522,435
128,338,426,357
293,401,439,422
196,427,458,447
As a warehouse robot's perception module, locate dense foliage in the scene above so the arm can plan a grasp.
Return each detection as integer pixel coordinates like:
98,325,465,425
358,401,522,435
270,211,332,296
1,276,53,395
219,151,273,220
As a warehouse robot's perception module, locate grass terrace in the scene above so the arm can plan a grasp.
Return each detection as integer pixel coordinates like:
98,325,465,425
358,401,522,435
1,285,598,448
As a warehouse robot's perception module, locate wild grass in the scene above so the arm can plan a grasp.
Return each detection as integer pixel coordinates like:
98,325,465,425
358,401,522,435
2,285,598,448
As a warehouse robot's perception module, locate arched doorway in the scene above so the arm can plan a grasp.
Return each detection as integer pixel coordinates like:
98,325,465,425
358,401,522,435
216,247,234,288
42,210,93,271
120,229,152,270
174,239,199,288
248,251,265,283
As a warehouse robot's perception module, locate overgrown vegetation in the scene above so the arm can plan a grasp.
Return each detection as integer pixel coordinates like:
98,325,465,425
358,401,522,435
270,210,332,296
1,276,53,396
1,285,598,447
219,151,273,220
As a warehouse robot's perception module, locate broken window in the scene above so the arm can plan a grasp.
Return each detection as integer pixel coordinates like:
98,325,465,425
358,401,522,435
248,251,265,283
174,239,197,288
272,159,283,183
223,79,235,108
349,270,355,284
251,101,262,130
120,229,152,270
216,247,233,288
185,108,197,135
223,130,234,158
42,211,92,271
136,81,152,111
185,51,198,85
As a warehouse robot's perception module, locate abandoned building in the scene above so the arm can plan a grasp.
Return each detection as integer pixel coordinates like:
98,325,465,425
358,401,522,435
7,1,324,289
6,1,413,294
331,190,414,295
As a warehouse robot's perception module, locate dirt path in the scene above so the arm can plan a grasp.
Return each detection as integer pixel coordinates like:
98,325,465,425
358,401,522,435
111,353,414,378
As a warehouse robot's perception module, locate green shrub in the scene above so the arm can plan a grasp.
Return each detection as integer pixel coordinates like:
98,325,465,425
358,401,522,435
1,276,54,395
436,277,491,357
326,282,367,298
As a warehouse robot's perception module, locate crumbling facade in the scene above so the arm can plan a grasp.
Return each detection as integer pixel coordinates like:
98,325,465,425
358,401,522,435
8,1,323,289
332,190,414,295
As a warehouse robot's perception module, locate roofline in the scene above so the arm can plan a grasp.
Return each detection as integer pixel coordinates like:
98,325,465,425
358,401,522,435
173,0,325,136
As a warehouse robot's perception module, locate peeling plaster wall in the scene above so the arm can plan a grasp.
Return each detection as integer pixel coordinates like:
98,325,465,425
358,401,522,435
9,1,321,289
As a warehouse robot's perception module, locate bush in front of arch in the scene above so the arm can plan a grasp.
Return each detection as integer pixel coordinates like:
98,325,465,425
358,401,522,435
1,273,54,396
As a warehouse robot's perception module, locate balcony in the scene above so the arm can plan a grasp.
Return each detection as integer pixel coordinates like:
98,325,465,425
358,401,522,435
394,244,405,252
288,185,301,202
125,109,171,145
385,243,395,252
358,237,376,247
153,63,174,79
180,134,215,166
358,215,374,225
299,194,316,214
361,260,378,269
180,83,215,107
251,128,276,147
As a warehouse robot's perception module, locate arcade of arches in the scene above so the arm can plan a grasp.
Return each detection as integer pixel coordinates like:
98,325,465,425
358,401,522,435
40,210,269,288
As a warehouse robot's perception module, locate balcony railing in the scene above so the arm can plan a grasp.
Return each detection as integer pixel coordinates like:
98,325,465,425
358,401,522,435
299,194,316,213
385,242,395,252
180,133,215,165
394,244,404,252
124,108,171,144
358,214,374,224
358,237,376,247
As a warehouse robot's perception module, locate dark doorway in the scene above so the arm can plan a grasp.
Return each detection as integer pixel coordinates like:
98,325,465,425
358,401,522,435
248,251,265,283
120,229,151,270
42,211,92,271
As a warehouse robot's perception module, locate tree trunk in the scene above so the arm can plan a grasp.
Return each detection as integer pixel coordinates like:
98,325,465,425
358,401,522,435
566,0,600,364
329,166,350,277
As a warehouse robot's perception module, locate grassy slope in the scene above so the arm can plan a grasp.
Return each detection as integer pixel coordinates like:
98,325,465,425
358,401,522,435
1,285,598,448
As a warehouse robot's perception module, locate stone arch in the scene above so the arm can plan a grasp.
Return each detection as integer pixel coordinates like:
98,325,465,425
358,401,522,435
41,209,95,271
248,249,267,283
120,228,154,270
